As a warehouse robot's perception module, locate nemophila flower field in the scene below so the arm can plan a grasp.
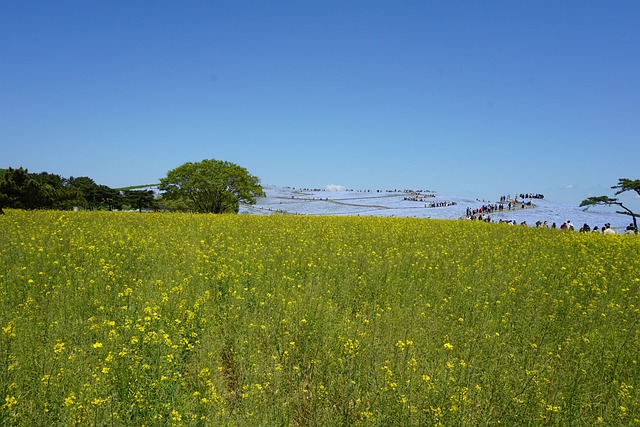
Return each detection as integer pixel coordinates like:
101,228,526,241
1,210,639,426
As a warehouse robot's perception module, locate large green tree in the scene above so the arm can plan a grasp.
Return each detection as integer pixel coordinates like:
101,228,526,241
159,159,264,213
68,176,123,210
122,189,156,212
580,178,639,231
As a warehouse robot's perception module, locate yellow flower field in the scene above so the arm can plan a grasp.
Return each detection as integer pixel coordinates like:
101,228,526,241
1,210,639,426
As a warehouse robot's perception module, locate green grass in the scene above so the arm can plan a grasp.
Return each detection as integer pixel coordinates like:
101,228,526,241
1,210,639,426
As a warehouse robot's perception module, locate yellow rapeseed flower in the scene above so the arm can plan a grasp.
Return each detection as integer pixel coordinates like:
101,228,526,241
63,393,76,407
3,396,18,409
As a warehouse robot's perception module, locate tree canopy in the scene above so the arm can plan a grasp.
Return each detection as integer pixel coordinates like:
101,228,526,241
158,159,264,213
0,167,64,212
580,178,639,231
612,178,640,198
0,167,157,212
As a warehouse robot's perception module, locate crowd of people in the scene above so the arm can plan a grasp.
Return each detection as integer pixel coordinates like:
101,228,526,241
533,220,637,234
403,194,435,202
469,216,638,235
426,201,457,208
465,192,638,235
465,200,534,220
572,222,638,234
499,193,545,202
403,196,457,208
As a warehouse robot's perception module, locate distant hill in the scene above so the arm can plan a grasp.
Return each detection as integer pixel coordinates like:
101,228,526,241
115,184,160,191
240,185,635,233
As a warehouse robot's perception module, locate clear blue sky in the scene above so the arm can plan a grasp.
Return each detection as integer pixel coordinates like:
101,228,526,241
2,1,639,207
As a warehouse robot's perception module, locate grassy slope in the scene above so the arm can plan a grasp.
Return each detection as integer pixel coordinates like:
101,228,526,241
114,184,160,191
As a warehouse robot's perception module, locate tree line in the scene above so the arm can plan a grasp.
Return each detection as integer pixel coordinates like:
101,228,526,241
0,167,156,214
0,159,265,214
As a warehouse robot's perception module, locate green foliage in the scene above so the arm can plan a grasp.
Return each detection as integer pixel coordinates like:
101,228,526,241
121,189,156,212
154,194,191,212
0,167,61,211
580,195,618,207
613,178,640,197
0,167,159,212
581,178,638,231
68,177,122,210
159,159,264,213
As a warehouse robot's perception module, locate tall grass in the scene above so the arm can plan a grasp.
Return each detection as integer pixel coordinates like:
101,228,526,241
1,210,639,426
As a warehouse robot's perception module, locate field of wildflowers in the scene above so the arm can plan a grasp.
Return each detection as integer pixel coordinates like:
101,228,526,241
1,210,639,426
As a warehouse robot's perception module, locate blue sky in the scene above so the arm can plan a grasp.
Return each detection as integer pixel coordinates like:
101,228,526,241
2,1,639,208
